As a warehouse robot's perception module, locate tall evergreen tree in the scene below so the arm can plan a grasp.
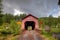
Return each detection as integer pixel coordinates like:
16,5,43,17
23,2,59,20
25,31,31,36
0,0,3,25
0,0,3,16
0,0,3,14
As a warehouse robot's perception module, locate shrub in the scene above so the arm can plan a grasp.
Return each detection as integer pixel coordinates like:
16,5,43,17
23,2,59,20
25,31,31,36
0,20,20,36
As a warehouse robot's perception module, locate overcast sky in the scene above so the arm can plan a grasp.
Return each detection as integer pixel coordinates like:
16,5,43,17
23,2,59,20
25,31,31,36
3,0,59,17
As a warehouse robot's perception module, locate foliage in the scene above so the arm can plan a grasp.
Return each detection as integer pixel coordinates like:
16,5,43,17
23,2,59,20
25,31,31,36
0,0,3,25
0,0,3,14
0,13,26,25
14,14,26,21
2,14,14,23
39,17,60,27
39,16,60,40
0,20,20,36
10,20,20,35
41,28,58,40
51,27,60,33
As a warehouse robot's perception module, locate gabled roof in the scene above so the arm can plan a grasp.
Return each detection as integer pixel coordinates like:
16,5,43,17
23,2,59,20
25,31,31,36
22,14,38,20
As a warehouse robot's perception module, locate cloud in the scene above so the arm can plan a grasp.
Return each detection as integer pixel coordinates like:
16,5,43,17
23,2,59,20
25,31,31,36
3,0,58,17
52,8,60,17
14,9,24,16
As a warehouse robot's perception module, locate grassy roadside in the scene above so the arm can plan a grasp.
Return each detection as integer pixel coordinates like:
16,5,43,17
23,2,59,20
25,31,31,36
40,29,58,40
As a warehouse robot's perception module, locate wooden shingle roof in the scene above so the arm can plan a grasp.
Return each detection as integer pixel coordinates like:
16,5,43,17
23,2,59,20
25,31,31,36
22,14,38,20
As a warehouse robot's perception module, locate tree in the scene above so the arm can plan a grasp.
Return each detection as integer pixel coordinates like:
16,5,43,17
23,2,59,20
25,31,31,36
20,14,26,20
2,13,14,23
14,15,20,21
58,0,60,5
0,0,3,25
48,15,53,26
0,0,3,14
49,15,53,18
14,14,27,21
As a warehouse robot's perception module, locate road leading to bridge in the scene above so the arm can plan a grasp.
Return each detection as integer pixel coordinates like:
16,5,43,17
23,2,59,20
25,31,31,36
17,30,43,40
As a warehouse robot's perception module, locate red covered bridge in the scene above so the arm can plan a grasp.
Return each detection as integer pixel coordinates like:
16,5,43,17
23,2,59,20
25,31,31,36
21,14,39,30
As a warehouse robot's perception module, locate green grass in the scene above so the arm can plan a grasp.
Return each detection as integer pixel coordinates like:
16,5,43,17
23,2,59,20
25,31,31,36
41,27,58,40
51,28,60,33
